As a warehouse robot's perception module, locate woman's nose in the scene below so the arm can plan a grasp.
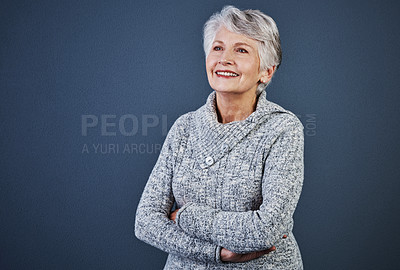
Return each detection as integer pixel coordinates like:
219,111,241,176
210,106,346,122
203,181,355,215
218,59,233,65
218,51,234,65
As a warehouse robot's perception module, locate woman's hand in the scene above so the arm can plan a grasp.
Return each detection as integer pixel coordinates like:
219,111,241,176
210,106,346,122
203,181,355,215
220,235,287,263
220,246,276,263
170,208,287,263
169,208,179,223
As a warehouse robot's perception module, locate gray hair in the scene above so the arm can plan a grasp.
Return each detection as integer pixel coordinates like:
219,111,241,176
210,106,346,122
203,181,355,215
203,6,282,93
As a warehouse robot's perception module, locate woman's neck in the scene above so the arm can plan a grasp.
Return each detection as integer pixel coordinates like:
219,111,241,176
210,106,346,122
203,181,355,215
215,91,258,124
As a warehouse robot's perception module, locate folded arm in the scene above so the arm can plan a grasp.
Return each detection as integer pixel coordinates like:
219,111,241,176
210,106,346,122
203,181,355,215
135,117,221,263
175,120,304,253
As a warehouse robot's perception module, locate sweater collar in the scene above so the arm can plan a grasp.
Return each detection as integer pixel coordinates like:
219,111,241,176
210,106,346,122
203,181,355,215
192,90,287,169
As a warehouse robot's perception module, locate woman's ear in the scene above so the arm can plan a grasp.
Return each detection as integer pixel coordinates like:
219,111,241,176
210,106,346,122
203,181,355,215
260,66,276,84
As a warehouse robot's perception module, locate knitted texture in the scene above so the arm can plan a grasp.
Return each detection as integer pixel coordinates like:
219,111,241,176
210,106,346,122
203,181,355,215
135,90,304,269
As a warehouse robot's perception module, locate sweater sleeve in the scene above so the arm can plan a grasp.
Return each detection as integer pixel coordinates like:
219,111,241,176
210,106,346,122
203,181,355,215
134,115,221,263
175,118,304,253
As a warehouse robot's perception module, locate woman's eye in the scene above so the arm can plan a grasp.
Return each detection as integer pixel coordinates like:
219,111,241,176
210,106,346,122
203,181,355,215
213,46,222,51
238,48,248,53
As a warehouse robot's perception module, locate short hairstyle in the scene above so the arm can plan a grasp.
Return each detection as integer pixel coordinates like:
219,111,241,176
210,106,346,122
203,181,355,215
203,6,282,93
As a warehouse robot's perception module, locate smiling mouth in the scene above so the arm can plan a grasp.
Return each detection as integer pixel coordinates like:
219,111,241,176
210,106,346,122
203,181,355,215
215,71,239,77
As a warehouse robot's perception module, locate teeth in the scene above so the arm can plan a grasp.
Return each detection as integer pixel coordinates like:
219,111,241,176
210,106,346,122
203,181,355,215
216,71,238,77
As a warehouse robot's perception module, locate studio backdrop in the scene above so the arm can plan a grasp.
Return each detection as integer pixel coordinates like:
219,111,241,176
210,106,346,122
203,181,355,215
1,0,399,269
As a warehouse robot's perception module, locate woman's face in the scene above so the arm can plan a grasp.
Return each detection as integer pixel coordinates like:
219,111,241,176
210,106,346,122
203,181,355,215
206,26,268,96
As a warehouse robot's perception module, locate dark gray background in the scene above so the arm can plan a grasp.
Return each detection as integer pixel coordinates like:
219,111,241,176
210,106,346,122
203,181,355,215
1,0,399,269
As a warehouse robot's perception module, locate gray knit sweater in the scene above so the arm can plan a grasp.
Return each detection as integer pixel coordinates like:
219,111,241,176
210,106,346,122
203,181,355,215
135,90,304,269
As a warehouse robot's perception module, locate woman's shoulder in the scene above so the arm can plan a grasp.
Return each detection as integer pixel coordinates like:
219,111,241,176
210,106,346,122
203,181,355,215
172,111,195,127
261,99,304,133
167,111,196,139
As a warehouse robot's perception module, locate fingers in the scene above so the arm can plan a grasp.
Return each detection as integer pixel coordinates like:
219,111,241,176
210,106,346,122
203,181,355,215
258,246,276,256
221,245,277,263
169,209,179,222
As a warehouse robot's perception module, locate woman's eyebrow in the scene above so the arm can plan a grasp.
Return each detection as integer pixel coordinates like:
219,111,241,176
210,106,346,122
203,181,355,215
212,40,224,44
213,40,253,48
234,42,253,48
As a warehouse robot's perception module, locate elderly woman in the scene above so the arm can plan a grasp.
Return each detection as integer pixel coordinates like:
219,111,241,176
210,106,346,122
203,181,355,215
135,5,304,270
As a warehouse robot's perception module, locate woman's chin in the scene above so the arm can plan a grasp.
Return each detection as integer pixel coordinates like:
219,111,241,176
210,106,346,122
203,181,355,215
214,88,255,96
214,89,240,96
212,85,242,94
